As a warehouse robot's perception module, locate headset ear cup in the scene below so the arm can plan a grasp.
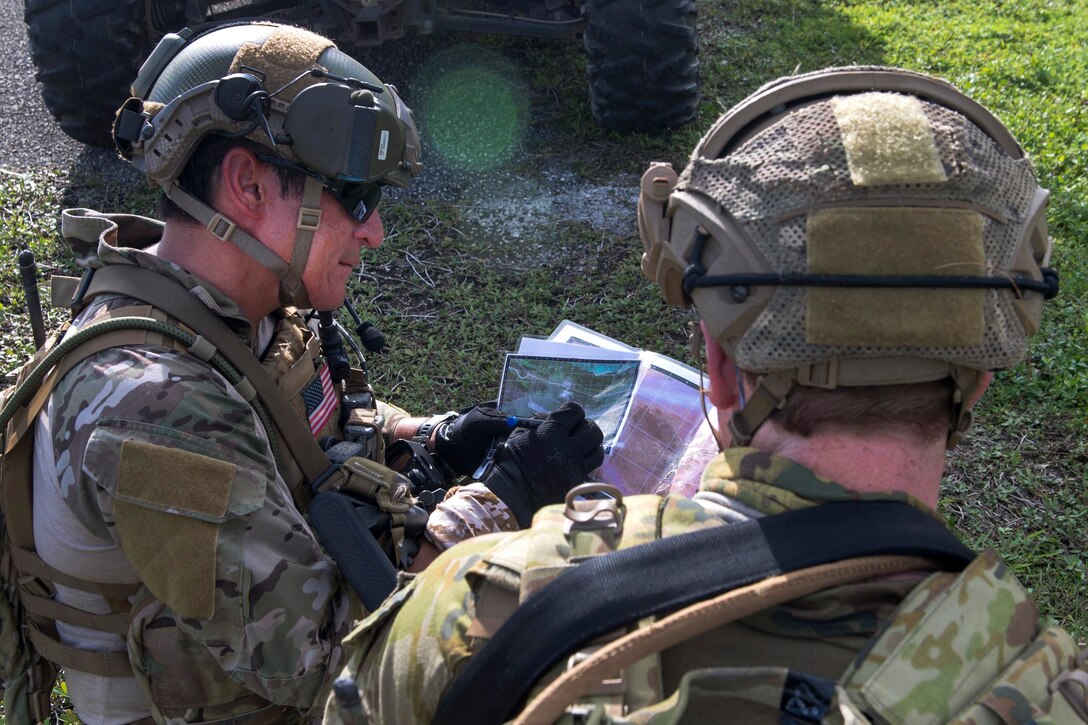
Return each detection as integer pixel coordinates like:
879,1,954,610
655,244,691,306
638,163,689,305
215,73,266,121
113,96,147,157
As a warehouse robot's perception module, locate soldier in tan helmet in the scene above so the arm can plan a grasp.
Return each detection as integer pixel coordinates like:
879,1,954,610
323,67,1087,724
0,20,603,725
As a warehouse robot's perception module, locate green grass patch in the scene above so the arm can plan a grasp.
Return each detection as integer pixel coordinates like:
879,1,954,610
0,9,1085,720
347,201,694,412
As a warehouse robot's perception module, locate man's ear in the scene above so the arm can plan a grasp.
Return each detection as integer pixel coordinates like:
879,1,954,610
702,321,742,412
214,147,269,225
966,371,994,409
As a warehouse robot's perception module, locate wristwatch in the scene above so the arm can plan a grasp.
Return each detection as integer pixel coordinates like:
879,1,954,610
412,411,458,451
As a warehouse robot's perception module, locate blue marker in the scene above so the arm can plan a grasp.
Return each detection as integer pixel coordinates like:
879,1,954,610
506,415,545,429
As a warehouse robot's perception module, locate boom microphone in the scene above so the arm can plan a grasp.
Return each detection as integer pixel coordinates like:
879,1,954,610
356,320,386,353
344,301,386,353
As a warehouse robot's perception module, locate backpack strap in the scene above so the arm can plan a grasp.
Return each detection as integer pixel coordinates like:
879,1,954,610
514,554,941,725
84,264,340,500
434,500,974,725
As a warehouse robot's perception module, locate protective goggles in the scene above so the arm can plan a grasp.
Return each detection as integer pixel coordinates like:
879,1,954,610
326,179,383,223
257,153,383,223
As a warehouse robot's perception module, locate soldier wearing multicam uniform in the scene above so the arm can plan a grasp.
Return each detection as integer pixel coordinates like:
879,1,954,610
325,68,1088,724
7,20,603,725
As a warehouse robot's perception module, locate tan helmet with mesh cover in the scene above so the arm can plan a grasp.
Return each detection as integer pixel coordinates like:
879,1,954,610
639,66,1057,447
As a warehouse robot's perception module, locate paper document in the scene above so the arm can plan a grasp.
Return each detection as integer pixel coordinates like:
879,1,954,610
497,353,641,450
487,320,721,498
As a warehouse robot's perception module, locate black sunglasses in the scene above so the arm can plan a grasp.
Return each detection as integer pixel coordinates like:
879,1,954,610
255,153,382,223
325,179,383,224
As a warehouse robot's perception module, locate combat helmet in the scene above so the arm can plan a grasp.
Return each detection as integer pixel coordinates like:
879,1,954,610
114,21,423,308
639,67,1058,447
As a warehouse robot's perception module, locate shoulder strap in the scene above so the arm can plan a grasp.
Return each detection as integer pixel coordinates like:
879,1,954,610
434,500,974,725
84,265,336,493
514,554,939,725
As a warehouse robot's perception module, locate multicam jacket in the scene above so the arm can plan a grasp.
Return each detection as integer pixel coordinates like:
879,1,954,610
328,449,1088,724
32,231,357,723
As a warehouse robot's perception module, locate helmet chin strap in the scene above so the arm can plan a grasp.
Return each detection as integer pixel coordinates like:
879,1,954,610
163,176,324,308
947,366,984,449
727,374,794,448
279,175,324,308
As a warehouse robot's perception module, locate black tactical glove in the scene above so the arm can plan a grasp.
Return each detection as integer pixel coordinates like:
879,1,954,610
433,403,513,476
482,402,605,528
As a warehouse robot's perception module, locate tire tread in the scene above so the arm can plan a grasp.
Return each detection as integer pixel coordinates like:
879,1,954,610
583,0,700,132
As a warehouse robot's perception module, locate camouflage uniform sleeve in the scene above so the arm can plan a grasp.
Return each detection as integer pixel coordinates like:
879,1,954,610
54,345,352,715
327,534,505,725
424,483,520,551
376,398,414,440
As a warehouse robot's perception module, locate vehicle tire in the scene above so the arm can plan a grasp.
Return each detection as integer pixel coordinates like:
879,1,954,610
24,0,162,147
582,0,699,132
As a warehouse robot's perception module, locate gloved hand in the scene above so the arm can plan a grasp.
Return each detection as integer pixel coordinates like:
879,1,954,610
482,402,605,528
433,404,514,476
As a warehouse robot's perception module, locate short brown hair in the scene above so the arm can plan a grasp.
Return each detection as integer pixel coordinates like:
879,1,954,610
756,376,956,442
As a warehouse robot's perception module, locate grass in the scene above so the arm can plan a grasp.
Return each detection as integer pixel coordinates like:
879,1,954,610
1,1,1086,718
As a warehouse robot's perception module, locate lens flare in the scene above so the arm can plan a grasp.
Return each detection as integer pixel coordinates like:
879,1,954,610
416,47,527,172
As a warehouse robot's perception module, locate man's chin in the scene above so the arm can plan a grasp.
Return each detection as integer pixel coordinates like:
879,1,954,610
309,291,347,312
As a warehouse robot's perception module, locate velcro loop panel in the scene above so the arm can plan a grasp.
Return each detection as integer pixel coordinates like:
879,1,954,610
231,26,334,101
830,93,948,186
806,207,986,348
186,334,216,362
115,440,236,619
117,440,234,518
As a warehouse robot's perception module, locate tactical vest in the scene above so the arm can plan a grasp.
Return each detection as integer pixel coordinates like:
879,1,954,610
1,244,378,723
331,491,1088,725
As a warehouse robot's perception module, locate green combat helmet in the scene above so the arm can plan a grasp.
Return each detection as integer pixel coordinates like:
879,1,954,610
638,66,1058,448
113,21,423,308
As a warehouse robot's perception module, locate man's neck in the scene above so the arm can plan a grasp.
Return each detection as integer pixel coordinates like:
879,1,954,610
157,220,280,327
750,426,946,509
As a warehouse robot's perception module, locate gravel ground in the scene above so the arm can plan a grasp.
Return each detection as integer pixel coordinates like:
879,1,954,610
0,0,128,177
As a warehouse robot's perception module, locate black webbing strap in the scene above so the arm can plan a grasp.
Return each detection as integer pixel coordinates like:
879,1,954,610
85,264,334,489
434,500,974,724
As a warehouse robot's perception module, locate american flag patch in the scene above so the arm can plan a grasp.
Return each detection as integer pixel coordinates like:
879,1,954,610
303,362,336,435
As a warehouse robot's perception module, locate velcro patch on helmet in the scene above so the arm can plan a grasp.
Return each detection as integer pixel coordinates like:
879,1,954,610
831,93,948,186
806,207,985,348
231,26,334,101
142,100,165,118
